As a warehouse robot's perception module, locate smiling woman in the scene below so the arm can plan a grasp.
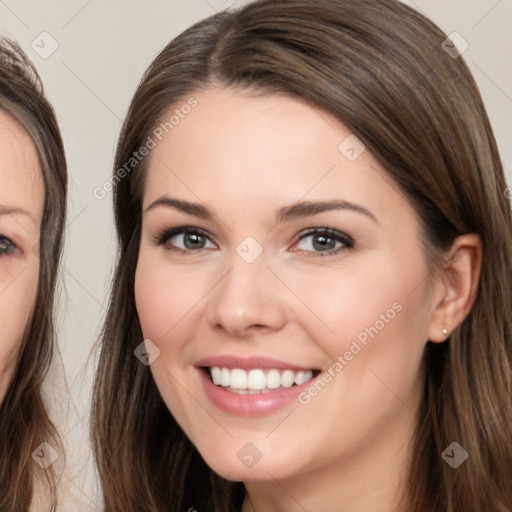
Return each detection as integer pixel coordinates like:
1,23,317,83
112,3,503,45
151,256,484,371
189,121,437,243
0,38,67,511
91,1,512,511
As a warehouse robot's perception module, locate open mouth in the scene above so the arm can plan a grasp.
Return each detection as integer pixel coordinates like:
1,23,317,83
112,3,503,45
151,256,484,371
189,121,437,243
203,366,321,394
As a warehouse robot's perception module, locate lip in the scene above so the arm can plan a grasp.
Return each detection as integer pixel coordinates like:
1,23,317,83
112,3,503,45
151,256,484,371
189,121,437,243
195,355,315,371
195,356,320,416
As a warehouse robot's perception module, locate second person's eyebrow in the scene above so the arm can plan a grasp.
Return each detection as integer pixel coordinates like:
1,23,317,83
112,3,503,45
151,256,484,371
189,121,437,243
0,203,36,225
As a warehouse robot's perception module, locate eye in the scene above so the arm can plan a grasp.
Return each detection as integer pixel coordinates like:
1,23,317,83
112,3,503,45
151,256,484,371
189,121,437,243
152,226,353,257
154,226,217,254
291,228,354,257
0,235,17,256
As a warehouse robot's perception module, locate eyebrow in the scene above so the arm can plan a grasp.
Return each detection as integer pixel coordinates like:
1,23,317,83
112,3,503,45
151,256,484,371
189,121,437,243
0,204,36,224
144,196,378,224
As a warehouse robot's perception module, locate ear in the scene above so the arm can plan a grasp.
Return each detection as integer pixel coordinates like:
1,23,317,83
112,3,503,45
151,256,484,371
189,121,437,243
426,233,482,343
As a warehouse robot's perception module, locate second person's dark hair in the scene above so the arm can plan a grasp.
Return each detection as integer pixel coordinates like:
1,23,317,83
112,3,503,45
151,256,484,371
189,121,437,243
0,37,67,511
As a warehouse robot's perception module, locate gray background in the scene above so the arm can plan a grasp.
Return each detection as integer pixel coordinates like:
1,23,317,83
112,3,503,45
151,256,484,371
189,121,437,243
1,0,511,509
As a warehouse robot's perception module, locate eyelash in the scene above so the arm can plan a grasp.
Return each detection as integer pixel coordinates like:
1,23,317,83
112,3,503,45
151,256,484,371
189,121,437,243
152,226,354,258
0,234,17,256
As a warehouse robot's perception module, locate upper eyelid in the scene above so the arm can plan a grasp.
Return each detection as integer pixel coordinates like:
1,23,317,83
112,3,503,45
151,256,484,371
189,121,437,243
0,234,15,243
297,227,353,241
155,226,214,244
0,228,30,248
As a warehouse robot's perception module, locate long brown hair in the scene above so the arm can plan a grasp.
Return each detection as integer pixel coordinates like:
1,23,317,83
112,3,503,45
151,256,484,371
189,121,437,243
0,38,67,511
92,1,512,510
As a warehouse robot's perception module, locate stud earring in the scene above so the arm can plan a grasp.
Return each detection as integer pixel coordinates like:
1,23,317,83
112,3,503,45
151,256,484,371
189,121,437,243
442,328,449,336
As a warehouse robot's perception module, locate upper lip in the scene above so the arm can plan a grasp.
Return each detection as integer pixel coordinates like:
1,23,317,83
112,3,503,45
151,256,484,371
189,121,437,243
195,355,317,371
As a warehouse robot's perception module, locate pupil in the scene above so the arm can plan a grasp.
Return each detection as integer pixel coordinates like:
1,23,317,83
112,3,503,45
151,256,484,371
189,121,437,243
313,235,335,251
184,233,205,249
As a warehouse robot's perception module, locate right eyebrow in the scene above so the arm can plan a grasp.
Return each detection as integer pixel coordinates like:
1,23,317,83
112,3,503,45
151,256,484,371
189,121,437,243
144,197,211,219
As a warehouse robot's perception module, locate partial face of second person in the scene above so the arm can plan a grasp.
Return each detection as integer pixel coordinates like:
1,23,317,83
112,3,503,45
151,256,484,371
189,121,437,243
134,88,446,488
0,110,43,401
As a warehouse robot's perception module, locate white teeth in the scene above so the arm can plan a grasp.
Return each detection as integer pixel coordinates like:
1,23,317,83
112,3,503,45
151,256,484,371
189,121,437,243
266,369,281,389
208,366,315,391
211,367,222,385
230,369,247,389
294,371,305,386
221,367,230,387
294,370,313,386
281,370,295,388
247,369,266,390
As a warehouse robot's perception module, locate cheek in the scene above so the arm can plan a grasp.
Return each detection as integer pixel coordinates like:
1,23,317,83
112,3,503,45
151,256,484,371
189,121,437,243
0,265,39,395
292,269,393,338
283,249,431,399
284,261,430,463
134,253,210,433
284,256,423,343
134,252,207,346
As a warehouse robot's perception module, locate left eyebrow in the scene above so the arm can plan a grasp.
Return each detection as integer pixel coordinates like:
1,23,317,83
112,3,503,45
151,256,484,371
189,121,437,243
275,200,378,225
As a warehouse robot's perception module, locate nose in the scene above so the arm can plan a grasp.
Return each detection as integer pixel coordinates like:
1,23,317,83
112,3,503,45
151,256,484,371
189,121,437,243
205,254,288,339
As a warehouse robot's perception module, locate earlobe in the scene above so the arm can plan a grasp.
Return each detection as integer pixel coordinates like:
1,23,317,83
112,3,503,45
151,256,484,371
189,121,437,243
426,233,482,343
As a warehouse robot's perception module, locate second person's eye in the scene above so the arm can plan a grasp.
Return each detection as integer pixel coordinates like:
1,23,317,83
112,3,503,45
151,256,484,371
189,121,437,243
0,235,17,256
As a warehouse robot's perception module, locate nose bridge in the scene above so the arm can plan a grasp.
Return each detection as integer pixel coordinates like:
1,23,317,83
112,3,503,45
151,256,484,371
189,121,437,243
206,244,286,336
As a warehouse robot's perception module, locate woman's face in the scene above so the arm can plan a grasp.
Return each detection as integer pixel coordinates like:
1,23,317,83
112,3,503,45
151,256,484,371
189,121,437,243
0,111,43,402
135,88,440,482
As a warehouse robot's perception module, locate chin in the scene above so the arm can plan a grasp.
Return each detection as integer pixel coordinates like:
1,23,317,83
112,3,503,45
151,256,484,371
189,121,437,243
196,440,306,483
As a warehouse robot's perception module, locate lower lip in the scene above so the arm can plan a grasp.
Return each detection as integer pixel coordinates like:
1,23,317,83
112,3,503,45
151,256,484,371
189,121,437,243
198,368,318,416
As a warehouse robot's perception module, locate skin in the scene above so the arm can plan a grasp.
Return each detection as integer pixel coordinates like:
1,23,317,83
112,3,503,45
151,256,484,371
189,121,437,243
0,110,44,403
135,88,481,512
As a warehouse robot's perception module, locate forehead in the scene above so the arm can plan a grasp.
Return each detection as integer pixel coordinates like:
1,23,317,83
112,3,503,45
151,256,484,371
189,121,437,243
0,109,44,222
143,88,416,227
149,88,345,175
